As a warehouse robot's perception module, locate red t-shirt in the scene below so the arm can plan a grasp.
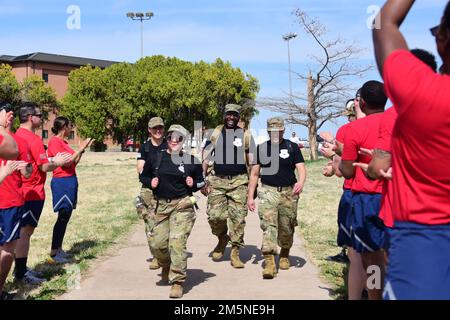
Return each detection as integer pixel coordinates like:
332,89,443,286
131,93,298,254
373,107,398,228
384,50,450,225
0,134,3,145
15,127,49,201
0,133,32,209
342,113,385,194
336,123,353,190
47,136,76,178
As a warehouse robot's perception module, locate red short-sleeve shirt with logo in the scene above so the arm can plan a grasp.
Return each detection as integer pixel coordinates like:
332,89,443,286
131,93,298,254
15,127,49,201
383,50,450,225
373,107,398,228
47,136,76,178
0,133,32,208
336,123,353,190
342,113,385,194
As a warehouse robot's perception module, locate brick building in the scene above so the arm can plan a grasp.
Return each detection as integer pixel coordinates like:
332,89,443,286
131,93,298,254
0,52,117,148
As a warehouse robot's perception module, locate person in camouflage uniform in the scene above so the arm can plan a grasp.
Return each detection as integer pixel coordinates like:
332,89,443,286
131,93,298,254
136,117,167,270
248,117,306,279
139,124,205,299
202,104,255,269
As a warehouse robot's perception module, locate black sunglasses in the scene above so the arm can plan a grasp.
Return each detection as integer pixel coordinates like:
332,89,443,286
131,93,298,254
167,134,184,143
430,25,440,37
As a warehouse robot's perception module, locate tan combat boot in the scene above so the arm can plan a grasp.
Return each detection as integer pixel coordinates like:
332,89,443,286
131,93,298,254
169,282,183,299
149,258,160,270
212,234,230,261
262,254,277,279
279,248,290,270
230,246,245,269
161,265,170,282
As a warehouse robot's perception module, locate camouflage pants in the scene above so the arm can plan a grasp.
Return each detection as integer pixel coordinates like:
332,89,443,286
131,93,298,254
149,196,196,283
258,185,299,255
207,174,248,248
137,188,157,256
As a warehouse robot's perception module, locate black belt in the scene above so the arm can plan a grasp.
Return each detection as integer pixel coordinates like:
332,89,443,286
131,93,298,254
262,184,293,192
215,174,246,180
155,197,184,203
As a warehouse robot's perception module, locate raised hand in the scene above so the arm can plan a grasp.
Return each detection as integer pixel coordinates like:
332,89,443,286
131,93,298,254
380,167,393,180
358,148,374,157
353,162,369,173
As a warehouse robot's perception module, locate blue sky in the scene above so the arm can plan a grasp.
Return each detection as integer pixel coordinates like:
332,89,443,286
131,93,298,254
0,0,447,138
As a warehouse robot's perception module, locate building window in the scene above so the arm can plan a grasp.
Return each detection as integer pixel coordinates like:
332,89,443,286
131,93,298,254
42,73,49,83
42,130,48,139
69,131,75,140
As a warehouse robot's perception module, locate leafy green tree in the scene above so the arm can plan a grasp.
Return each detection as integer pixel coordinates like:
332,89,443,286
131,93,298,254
0,64,20,104
20,75,58,119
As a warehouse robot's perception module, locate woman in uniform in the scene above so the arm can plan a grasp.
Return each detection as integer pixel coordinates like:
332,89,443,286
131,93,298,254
139,124,205,298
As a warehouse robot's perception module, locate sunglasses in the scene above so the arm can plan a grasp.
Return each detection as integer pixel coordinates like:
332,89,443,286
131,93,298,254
167,134,184,143
32,113,43,118
430,25,440,37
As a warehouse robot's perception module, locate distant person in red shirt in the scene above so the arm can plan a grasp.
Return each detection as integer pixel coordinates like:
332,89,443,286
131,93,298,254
373,0,450,300
0,103,18,160
14,103,72,285
340,80,387,300
0,109,31,300
47,117,93,264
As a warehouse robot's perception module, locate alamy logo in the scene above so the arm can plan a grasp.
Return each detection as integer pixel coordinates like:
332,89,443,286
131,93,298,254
67,5,81,30
233,137,243,147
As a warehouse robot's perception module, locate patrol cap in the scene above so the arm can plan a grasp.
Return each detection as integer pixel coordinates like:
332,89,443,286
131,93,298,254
148,117,164,128
267,117,285,132
344,100,356,117
167,124,189,137
224,104,241,115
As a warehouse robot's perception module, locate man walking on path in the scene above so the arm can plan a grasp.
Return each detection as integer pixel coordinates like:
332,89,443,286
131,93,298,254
202,104,255,269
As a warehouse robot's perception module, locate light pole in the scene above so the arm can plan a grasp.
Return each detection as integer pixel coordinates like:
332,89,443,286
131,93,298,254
126,11,154,59
282,32,297,100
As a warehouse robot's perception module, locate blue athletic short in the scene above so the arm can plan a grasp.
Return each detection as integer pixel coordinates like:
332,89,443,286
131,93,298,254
384,222,450,300
0,206,23,245
51,176,78,213
21,200,45,228
337,188,353,248
350,193,385,253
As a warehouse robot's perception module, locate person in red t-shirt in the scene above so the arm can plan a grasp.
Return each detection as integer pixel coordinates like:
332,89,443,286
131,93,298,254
339,80,387,300
13,103,72,285
373,0,450,300
47,117,93,264
0,103,18,160
0,111,32,299
358,49,438,230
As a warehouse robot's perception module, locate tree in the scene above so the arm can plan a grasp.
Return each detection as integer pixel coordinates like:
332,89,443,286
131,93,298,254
62,66,109,143
260,10,371,160
0,64,20,104
62,56,259,147
20,75,58,120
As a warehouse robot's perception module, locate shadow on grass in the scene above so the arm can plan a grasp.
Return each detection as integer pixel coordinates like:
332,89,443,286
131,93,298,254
11,239,101,300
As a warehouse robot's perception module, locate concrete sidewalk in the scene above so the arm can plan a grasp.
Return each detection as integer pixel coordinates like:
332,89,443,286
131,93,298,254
60,195,332,300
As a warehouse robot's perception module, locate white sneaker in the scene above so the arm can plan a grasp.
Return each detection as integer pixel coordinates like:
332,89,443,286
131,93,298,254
18,270,46,285
47,253,70,264
57,250,72,259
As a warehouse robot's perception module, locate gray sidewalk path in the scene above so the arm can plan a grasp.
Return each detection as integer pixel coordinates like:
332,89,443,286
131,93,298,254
60,195,332,300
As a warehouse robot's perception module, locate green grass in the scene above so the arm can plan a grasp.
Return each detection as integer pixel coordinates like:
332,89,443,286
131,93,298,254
4,152,141,300
296,158,347,299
